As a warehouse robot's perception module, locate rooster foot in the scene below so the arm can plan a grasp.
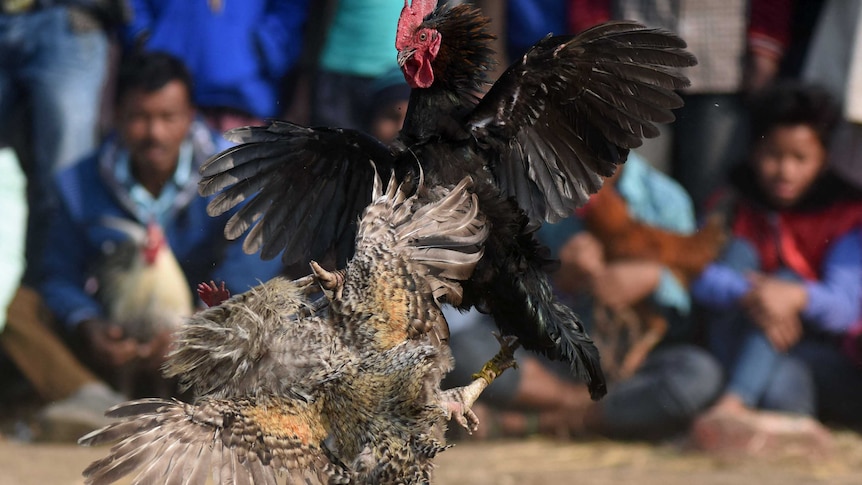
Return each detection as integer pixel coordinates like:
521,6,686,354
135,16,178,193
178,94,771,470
441,334,520,434
440,398,481,433
471,333,520,385
197,280,230,307
310,261,346,299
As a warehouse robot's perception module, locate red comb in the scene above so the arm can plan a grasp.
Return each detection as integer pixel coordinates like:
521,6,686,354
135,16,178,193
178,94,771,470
396,0,438,50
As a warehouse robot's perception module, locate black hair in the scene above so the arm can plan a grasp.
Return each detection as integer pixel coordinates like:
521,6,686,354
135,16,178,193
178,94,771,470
731,82,862,209
748,81,840,149
115,51,194,107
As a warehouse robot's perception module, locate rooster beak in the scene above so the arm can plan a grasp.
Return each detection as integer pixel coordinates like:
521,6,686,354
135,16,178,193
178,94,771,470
397,49,415,67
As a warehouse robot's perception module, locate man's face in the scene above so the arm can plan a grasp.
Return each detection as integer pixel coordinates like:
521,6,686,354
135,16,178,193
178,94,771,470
118,80,194,174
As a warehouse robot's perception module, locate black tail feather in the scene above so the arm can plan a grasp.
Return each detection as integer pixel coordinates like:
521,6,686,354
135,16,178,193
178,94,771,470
478,261,607,400
548,300,607,399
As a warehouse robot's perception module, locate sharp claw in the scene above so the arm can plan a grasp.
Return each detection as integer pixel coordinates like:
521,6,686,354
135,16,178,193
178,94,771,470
443,401,478,433
443,336,520,436
464,408,479,432
310,261,345,299
455,413,468,430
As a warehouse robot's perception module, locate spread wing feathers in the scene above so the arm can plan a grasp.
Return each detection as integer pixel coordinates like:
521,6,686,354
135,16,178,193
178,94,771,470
466,20,697,223
164,276,346,399
338,170,488,346
79,397,350,485
356,170,489,307
199,121,397,266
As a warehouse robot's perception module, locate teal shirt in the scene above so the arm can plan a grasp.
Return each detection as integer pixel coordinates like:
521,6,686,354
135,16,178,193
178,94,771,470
616,153,695,234
615,152,695,314
538,152,696,314
319,0,402,77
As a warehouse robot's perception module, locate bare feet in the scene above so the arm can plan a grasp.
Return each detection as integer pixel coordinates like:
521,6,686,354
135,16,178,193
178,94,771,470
690,394,832,456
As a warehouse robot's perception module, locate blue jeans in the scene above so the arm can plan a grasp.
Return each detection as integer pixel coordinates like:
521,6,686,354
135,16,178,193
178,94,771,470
0,7,108,283
707,239,812,412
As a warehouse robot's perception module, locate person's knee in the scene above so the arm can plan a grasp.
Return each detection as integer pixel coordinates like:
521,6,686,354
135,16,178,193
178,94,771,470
720,239,760,273
760,357,816,415
663,346,724,416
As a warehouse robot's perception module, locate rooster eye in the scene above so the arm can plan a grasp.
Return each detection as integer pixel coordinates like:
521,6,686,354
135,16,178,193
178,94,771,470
419,32,427,41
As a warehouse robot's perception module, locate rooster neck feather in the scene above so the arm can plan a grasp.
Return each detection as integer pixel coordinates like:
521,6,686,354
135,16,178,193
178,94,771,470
425,5,495,96
400,5,494,143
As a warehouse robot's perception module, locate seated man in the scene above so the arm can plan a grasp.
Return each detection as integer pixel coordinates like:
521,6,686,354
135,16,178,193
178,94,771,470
444,152,724,441
37,52,283,398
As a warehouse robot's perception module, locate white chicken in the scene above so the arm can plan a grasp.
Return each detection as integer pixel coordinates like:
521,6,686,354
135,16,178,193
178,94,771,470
94,216,194,395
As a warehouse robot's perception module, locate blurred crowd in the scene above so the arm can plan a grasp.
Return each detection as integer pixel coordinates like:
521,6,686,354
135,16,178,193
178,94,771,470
0,0,860,459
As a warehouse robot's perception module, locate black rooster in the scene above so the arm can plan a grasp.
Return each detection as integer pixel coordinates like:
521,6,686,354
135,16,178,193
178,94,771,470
199,0,696,399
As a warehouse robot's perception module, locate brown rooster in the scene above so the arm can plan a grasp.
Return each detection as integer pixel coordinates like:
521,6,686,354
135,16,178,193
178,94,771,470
581,182,725,380
197,0,698,400
79,171,517,485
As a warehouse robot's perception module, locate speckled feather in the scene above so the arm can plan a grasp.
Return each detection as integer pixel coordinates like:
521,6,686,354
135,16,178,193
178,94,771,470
80,173,488,484
195,4,696,401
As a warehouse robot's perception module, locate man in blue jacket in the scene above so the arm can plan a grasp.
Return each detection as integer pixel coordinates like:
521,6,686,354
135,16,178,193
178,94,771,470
38,52,284,389
124,0,309,131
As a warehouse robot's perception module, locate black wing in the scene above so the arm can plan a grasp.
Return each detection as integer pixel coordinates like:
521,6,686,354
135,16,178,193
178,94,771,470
466,21,696,223
199,121,398,266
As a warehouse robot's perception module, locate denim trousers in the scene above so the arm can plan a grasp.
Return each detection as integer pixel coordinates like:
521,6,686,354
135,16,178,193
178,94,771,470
706,239,862,424
0,6,108,283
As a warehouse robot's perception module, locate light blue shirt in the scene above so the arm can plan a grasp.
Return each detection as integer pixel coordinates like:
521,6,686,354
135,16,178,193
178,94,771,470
616,152,695,314
319,0,402,77
538,152,696,314
113,140,193,228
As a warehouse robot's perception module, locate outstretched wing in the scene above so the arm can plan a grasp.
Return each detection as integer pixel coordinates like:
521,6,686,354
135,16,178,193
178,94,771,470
342,171,488,346
80,396,350,485
165,276,345,399
466,21,696,223
199,121,398,266
362,173,488,307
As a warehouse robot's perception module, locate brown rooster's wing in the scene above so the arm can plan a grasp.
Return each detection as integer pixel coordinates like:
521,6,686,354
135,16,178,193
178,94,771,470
465,21,696,224
79,397,350,485
341,171,488,346
165,276,346,400
198,121,397,266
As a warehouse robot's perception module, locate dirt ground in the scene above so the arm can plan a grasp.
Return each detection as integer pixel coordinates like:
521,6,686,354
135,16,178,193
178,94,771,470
2,431,861,485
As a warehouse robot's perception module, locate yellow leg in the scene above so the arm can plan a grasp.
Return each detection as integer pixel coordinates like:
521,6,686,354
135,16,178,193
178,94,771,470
442,334,520,432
